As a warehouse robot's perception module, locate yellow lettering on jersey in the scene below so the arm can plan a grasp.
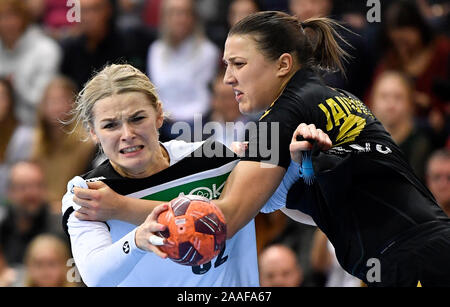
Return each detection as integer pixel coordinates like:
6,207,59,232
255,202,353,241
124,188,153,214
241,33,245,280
346,97,362,113
335,114,366,146
335,96,351,115
326,98,347,127
318,103,333,131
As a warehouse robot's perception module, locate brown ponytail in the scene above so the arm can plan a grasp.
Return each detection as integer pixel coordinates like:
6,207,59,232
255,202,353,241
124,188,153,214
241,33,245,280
301,17,351,73
229,11,351,74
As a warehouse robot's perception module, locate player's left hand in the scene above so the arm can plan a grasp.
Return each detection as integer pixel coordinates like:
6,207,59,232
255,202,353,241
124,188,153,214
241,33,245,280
73,181,125,221
290,123,332,163
135,203,173,258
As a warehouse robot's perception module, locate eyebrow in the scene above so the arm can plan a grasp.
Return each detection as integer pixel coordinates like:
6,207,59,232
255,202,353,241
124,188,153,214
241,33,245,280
99,110,146,122
222,56,244,64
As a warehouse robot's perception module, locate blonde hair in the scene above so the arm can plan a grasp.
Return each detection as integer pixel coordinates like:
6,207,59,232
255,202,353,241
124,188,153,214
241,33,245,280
23,234,74,287
70,64,162,133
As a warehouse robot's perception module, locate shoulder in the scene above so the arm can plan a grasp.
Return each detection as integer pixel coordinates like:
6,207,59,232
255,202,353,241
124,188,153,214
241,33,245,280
81,160,118,181
149,39,164,53
162,140,204,165
27,26,61,55
162,139,236,165
201,38,219,56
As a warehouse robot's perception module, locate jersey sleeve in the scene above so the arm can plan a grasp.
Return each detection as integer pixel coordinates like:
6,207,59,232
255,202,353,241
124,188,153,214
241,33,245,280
241,96,310,169
260,160,317,226
62,176,147,287
261,160,301,213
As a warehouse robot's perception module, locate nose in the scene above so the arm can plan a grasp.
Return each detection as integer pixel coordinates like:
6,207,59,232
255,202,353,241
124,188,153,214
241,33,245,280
223,66,237,86
121,123,135,141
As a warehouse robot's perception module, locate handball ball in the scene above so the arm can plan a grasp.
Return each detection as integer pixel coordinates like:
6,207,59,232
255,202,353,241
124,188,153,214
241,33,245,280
157,195,227,266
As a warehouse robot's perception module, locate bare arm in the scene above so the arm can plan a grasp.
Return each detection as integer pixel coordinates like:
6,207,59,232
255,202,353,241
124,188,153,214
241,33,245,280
310,229,332,273
73,181,163,225
213,123,332,239
213,161,286,239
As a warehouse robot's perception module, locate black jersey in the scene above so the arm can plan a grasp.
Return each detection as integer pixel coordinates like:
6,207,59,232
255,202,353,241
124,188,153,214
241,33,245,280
242,68,450,283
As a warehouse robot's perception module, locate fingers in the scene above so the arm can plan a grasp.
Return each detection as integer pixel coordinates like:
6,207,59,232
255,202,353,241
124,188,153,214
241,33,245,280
73,186,97,201
148,203,169,222
149,245,168,259
149,235,165,246
87,181,107,190
317,129,332,150
74,210,96,221
291,123,315,151
291,123,332,151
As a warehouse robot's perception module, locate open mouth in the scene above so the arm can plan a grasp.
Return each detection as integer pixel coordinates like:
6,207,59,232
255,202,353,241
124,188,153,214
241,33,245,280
120,145,144,154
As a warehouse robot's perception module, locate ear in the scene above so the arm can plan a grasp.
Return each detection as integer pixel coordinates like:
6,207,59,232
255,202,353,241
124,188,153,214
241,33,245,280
89,125,99,144
276,53,294,78
155,102,164,129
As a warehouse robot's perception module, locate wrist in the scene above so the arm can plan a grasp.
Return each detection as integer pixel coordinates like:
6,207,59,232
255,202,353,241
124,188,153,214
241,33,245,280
114,194,129,221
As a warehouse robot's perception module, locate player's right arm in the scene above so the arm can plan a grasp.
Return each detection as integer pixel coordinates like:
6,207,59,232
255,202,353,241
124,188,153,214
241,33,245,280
73,181,162,225
63,179,168,286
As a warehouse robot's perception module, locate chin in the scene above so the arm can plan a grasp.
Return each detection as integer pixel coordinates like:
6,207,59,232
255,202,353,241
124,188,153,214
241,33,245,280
239,103,254,115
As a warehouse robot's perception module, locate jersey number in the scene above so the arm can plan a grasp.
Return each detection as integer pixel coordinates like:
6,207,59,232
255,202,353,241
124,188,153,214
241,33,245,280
191,245,228,275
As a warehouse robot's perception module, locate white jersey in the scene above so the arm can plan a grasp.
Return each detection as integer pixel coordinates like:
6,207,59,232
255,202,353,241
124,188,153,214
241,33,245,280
62,140,259,287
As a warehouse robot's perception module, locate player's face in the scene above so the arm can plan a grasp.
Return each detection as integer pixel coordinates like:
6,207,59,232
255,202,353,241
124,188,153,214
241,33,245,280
427,157,450,209
27,243,67,287
371,74,412,128
223,34,284,115
90,92,165,178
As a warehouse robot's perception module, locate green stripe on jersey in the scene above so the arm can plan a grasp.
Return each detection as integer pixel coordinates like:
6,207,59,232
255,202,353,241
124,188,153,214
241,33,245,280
140,173,231,202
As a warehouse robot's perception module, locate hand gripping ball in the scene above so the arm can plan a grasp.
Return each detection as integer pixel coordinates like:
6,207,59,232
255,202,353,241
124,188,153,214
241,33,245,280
157,195,227,266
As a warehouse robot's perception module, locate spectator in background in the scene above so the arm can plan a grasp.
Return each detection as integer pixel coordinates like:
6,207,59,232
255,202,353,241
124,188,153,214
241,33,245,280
29,0,81,41
142,0,163,30
0,78,34,198
228,0,262,28
288,0,371,99
116,0,146,32
288,0,332,21
30,76,96,214
22,234,76,287
147,0,220,141
426,149,450,216
0,246,21,287
371,71,433,181
368,0,450,148
60,0,150,90
0,161,63,266
259,244,304,287
310,229,361,287
0,0,62,126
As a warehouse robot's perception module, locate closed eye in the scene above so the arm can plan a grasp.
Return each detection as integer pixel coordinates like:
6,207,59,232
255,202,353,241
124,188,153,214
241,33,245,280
130,116,145,123
102,122,117,129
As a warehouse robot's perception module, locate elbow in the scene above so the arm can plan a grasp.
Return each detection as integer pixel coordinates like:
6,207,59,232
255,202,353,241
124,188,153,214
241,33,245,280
75,257,119,287
79,267,118,287
226,225,238,240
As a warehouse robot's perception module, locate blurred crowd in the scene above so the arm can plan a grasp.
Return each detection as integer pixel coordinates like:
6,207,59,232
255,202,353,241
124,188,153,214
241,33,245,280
0,0,448,287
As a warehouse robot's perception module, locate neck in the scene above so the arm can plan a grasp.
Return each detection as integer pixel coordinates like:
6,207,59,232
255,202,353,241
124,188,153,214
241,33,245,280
443,203,450,217
112,144,170,179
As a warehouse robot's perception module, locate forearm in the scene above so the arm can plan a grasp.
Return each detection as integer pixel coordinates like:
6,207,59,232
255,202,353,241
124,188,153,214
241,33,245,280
67,215,146,287
116,196,164,225
310,230,332,272
213,161,285,239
